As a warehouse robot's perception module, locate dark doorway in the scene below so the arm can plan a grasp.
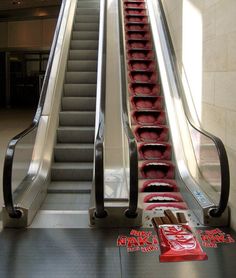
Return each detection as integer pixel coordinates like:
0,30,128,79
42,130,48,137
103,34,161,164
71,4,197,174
8,51,49,109
0,52,6,108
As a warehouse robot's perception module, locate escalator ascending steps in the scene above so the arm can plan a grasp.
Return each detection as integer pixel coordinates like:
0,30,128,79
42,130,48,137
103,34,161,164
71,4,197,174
122,0,188,212
40,0,99,212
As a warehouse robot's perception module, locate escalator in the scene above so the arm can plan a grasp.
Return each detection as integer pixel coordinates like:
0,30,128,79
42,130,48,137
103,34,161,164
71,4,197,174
119,0,230,227
2,0,106,228
40,0,99,222
0,0,235,276
2,0,230,229
123,1,183,211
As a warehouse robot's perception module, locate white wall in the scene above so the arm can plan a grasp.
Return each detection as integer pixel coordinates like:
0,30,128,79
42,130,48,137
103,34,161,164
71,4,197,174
162,0,236,230
0,18,57,49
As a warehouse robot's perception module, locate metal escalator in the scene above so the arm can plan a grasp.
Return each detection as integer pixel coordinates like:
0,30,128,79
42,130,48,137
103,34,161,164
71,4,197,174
2,0,230,229
2,0,142,229
2,0,106,228
42,0,99,217
119,0,230,227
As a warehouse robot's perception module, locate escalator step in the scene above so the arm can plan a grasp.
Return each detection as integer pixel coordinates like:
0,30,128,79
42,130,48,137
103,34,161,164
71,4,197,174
133,125,169,142
139,179,178,192
69,50,98,60
131,110,166,125
54,144,94,162
59,111,95,126
77,2,100,9
74,23,99,32
76,8,100,15
57,126,95,143
64,84,97,97
48,181,92,194
61,96,96,111
65,72,97,84
74,15,99,23
138,160,175,179
41,192,91,210
51,162,93,181
138,142,171,160
70,40,98,50
67,60,97,72
72,31,99,40
130,96,164,110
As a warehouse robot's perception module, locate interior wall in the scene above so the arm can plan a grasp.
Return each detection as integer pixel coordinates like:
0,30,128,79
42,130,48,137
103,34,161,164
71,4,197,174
0,18,56,49
162,0,236,230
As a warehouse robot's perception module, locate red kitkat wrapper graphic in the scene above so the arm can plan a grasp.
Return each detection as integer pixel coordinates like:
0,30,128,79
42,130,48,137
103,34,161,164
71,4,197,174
156,224,208,262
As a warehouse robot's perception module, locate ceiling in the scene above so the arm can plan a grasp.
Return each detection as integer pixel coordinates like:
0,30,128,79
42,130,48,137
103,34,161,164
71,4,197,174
0,0,61,11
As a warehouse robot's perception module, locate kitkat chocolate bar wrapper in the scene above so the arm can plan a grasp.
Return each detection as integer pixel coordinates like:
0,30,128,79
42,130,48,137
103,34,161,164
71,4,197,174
152,212,208,262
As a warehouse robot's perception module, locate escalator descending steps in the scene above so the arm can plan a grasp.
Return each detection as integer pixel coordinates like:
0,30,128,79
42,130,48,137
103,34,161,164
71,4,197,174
44,0,100,211
122,0,188,212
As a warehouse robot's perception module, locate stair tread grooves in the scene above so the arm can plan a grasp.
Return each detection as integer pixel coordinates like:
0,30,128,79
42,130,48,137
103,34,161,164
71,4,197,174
69,50,98,52
64,83,96,86
49,181,92,185
60,111,95,114
52,162,93,168
64,84,97,86
68,60,97,62
72,30,99,32
67,61,97,64
55,144,94,148
66,71,97,74
70,40,98,42
57,126,95,130
62,96,96,99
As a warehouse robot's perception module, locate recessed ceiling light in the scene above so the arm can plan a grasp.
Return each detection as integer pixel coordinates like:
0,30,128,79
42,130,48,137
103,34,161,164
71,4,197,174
12,0,23,5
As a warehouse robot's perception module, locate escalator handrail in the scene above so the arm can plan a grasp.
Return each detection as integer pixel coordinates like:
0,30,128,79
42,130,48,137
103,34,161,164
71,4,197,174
157,0,230,217
3,0,67,219
94,0,107,218
118,0,138,218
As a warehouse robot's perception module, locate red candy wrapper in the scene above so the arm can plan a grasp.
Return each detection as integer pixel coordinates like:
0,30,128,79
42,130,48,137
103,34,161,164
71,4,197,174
156,224,208,262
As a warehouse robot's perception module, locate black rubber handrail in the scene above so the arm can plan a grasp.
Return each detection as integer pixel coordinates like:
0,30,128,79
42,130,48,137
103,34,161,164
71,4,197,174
94,0,107,218
157,0,230,217
3,0,67,219
118,0,138,218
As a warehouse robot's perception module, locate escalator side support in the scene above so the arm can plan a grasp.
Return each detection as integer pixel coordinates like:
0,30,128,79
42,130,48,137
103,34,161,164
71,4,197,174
2,0,78,228
146,0,229,226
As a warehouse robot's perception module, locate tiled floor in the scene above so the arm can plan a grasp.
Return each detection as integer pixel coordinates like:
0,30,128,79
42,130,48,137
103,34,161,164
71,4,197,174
0,108,34,208
0,227,236,278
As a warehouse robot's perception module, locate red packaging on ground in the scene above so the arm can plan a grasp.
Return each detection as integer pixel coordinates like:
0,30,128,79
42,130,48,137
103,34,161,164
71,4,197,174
156,224,208,262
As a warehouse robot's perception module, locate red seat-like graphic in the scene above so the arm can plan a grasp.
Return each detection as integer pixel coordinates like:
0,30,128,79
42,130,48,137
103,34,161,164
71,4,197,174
132,111,165,125
130,96,163,110
122,0,187,213
128,61,155,71
126,32,151,40
125,24,149,32
134,126,169,142
129,84,161,96
127,50,154,60
126,40,152,50
124,3,146,9
138,143,171,160
139,161,175,179
125,16,148,23
129,72,157,83
125,9,147,16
